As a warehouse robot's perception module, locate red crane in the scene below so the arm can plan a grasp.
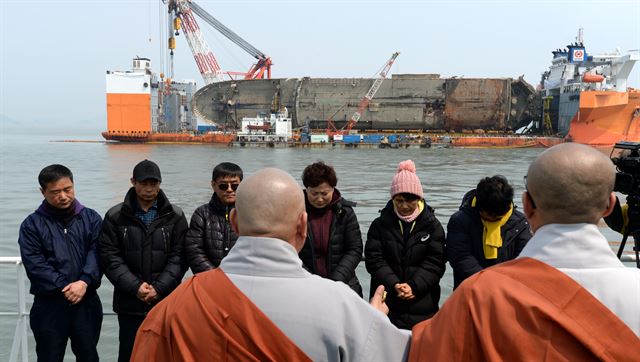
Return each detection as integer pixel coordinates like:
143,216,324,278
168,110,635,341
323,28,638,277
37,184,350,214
169,0,272,84
327,52,400,136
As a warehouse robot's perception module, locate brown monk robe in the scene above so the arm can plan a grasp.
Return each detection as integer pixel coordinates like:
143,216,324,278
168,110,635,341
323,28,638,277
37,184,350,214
410,258,640,362
131,269,311,362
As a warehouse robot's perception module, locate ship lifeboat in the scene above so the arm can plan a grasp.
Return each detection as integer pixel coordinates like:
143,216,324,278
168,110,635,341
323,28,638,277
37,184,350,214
582,72,605,83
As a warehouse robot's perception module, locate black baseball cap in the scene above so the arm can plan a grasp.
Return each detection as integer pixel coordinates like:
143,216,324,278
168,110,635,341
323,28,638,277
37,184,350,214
133,160,162,182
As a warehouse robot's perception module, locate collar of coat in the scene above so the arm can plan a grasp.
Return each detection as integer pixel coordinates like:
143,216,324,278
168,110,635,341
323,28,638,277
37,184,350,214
122,187,173,217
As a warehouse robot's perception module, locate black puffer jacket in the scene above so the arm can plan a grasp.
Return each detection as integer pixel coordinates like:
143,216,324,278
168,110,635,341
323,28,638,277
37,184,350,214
99,188,188,315
365,200,446,330
446,189,532,289
299,191,363,297
185,194,238,273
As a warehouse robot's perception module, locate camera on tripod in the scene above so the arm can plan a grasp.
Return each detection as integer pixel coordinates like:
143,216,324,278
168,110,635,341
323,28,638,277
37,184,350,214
610,141,640,268
611,141,640,195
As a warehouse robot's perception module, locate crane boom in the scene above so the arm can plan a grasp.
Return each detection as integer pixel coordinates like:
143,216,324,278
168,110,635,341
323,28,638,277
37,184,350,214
171,0,224,84
188,1,271,79
188,2,266,60
170,0,272,82
344,52,399,131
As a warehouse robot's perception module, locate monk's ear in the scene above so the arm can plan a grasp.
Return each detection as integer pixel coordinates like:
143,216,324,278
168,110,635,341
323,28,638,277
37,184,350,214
230,208,239,234
522,191,534,218
602,192,617,218
293,211,308,252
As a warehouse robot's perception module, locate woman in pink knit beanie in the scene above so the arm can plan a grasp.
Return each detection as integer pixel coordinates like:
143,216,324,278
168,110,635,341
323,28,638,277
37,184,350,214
364,160,446,330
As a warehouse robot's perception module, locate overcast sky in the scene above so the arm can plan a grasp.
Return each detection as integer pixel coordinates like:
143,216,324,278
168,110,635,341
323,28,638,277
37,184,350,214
1,0,638,132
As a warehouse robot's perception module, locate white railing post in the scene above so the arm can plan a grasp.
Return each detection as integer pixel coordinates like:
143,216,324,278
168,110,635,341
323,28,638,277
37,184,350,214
4,258,28,362
18,260,28,362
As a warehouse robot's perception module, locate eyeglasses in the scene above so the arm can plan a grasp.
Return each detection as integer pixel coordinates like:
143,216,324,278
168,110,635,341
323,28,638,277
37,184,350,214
217,183,239,191
523,175,537,209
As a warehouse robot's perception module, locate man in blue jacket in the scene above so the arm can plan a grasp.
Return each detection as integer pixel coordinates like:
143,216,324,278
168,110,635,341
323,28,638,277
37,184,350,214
446,175,532,289
18,164,103,361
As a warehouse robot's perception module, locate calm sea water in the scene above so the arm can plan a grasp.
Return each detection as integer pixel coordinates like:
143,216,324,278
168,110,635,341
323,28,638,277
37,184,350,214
0,131,624,360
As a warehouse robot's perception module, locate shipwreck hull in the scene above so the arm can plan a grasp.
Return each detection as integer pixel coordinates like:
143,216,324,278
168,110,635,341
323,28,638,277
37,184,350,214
102,131,235,144
193,75,537,131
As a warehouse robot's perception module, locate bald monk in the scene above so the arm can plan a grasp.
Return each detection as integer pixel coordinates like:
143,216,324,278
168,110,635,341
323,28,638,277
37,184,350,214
411,143,640,362
131,168,411,361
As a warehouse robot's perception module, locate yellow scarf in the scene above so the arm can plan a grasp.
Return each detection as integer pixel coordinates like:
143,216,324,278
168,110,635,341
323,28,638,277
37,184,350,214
472,197,513,259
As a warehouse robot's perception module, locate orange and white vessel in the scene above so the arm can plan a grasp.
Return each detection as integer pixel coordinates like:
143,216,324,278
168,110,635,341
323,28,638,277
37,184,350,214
103,57,235,144
539,28,640,147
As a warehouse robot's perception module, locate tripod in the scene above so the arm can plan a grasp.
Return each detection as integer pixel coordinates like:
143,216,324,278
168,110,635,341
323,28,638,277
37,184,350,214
617,195,640,268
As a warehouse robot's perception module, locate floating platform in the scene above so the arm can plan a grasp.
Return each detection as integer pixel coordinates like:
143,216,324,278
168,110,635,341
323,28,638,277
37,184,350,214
230,134,564,149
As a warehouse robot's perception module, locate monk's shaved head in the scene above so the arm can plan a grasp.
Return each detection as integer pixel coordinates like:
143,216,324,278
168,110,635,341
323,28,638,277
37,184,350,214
233,168,307,245
526,143,615,225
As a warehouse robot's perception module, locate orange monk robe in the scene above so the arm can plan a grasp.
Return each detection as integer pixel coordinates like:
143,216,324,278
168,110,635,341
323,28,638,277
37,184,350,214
131,269,311,362
410,258,640,362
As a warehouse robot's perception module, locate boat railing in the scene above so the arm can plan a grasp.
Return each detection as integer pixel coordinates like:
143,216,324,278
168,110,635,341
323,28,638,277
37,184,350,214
1,248,636,361
0,257,28,362
0,257,116,362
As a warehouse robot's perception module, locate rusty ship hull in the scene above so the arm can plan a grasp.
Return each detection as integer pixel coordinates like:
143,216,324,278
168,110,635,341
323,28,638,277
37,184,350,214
193,75,539,135
102,131,235,144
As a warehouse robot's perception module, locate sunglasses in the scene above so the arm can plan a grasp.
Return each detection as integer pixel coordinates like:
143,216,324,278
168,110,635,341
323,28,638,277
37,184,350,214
217,182,240,191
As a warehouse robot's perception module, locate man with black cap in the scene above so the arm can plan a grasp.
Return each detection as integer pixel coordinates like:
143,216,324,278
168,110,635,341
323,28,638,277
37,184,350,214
100,159,188,362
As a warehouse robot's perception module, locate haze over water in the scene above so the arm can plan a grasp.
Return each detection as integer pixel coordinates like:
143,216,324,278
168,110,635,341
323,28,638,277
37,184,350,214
0,132,624,360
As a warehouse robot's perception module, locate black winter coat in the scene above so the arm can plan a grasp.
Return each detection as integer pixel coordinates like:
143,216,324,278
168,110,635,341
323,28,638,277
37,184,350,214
99,188,188,315
365,200,446,330
446,189,532,289
299,196,363,297
185,194,238,273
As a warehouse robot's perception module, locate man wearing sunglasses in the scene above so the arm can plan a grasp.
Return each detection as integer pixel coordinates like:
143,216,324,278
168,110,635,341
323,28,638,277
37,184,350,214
132,168,410,361
186,162,243,273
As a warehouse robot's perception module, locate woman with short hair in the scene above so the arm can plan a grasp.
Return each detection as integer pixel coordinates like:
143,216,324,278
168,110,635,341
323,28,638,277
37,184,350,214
299,161,364,296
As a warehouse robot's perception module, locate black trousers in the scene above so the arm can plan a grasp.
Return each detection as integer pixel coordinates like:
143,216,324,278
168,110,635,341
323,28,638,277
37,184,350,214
117,313,146,362
30,292,103,362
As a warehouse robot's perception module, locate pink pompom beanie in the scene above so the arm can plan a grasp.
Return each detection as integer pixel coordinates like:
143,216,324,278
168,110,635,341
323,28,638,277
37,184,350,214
390,160,424,198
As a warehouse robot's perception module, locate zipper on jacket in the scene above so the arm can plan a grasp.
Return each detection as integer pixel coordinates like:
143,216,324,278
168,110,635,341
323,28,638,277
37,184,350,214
224,226,230,252
326,210,338,275
224,206,230,252
162,227,169,254
306,223,317,274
